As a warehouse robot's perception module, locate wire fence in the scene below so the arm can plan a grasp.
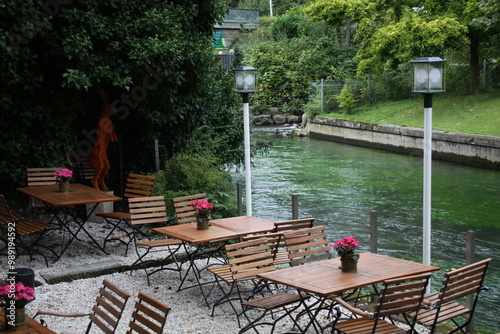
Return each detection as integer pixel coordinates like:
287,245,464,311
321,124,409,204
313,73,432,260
307,61,500,114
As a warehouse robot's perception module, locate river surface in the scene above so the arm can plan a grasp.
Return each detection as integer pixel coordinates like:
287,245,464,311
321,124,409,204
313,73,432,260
230,126,500,331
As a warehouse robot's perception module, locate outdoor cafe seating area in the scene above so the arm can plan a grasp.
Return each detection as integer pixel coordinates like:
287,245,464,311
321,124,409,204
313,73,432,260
0,171,492,333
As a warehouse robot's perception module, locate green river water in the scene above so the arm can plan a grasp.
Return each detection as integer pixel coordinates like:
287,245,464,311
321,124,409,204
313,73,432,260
230,127,500,332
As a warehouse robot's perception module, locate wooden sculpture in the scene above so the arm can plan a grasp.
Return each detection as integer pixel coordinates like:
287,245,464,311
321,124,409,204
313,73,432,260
90,89,118,190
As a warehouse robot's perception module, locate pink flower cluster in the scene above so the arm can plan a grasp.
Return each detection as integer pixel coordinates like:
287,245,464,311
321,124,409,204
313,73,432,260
54,168,73,181
332,236,360,255
0,282,35,307
190,199,213,218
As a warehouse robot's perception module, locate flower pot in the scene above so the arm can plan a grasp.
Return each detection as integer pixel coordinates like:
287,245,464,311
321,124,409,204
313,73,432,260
4,306,27,329
58,180,70,192
340,255,358,273
196,217,210,230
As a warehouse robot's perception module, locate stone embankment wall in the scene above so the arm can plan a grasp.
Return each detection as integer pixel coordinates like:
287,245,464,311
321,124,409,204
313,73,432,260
302,116,500,170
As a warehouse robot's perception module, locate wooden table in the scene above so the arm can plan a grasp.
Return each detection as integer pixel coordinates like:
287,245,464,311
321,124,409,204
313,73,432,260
154,216,275,305
17,184,120,260
0,309,56,334
258,252,441,333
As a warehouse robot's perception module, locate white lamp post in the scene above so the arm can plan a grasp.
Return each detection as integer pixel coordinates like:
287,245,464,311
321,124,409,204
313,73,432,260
411,57,446,273
234,66,257,216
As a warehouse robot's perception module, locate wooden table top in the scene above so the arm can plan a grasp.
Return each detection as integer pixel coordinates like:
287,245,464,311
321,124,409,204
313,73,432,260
154,216,275,244
259,252,441,297
209,216,275,234
0,309,56,334
17,184,120,207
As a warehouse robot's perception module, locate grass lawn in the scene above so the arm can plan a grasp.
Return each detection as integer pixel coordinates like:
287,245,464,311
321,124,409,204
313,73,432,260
317,89,500,137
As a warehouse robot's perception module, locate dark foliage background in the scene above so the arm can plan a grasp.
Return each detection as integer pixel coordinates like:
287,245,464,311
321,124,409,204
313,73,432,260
0,0,242,198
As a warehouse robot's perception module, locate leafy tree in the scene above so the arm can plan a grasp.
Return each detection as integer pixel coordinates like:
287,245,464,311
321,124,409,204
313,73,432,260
304,0,499,93
0,0,242,196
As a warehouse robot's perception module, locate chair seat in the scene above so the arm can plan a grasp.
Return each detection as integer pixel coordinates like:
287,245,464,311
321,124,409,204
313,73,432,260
334,317,404,334
412,292,470,326
243,292,305,310
136,238,182,248
97,211,130,220
15,219,54,236
208,265,233,283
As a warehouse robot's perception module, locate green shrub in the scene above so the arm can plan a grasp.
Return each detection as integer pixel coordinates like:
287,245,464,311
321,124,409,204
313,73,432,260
154,153,238,220
336,84,358,114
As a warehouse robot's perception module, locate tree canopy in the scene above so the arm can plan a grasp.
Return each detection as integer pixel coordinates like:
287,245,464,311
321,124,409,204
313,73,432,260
0,0,242,195
303,0,500,92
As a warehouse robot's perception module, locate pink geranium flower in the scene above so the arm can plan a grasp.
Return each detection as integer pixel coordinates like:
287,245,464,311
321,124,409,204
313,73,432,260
190,199,213,218
54,168,73,183
0,282,35,308
332,236,360,261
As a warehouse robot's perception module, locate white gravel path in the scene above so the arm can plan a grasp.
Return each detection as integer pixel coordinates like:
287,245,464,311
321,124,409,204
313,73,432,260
3,220,429,333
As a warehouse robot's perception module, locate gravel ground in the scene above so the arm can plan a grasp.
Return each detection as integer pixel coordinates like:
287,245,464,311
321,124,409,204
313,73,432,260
3,220,429,333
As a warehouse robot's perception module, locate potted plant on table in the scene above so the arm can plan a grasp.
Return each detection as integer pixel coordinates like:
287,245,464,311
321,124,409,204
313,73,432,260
54,168,73,192
190,199,213,230
332,236,360,272
0,281,35,329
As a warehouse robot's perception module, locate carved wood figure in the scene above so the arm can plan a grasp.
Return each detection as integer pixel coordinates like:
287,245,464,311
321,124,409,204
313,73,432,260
90,89,118,190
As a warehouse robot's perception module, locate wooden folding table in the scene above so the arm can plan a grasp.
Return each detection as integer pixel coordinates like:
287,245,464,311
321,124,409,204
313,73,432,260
17,184,120,260
258,252,441,333
0,309,56,334
154,216,275,305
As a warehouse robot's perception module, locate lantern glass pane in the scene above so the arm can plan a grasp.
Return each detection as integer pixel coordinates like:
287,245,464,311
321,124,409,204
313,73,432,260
413,63,429,92
429,64,443,90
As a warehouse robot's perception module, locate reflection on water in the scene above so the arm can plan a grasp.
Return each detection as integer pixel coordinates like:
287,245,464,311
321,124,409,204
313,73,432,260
230,127,500,331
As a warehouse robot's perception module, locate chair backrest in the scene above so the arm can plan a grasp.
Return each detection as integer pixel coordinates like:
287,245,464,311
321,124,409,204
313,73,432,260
273,218,315,233
123,174,157,199
374,273,432,330
432,258,491,324
283,225,332,266
128,196,169,227
225,237,276,282
0,194,23,225
26,167,62,186
172,193,207,225
126,292,171,334
88,279,131,334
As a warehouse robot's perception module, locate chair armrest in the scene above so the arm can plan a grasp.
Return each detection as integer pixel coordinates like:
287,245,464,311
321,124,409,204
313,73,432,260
34,310,90,318
334,297,374,318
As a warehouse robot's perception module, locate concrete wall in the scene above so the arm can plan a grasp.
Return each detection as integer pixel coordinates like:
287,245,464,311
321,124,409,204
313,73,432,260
304,117,500,170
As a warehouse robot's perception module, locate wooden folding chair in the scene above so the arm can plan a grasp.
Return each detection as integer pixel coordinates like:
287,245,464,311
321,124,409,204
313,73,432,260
172,193,207,225
34,279,131,334
25,167,62,218
0,194,57,266
128,196,183,285
97,173,156,255
242,217,317,267
126,292,171,334
273,217,315,233
208,237,277,327
409,258,491,334
283,225,332,267
330,273,432,334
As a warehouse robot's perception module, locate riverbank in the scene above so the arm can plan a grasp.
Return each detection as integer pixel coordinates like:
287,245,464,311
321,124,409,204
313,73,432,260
301,116,500,170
